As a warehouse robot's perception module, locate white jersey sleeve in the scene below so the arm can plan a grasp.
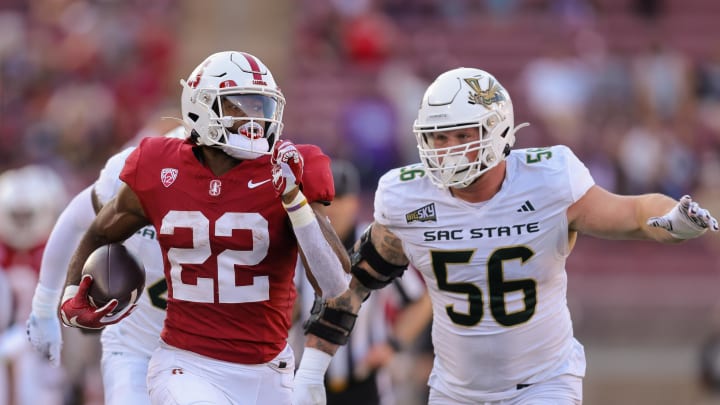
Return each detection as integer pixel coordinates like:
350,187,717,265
564,146,595,201
374,146,593,402
94,147,136,206
95,125,185,206
101,127,184,405
97,148,166,357
101,228,166,357
37,186,96,292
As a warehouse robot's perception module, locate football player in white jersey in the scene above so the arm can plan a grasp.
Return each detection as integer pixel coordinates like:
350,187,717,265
26,125,185,405
341,67,719,404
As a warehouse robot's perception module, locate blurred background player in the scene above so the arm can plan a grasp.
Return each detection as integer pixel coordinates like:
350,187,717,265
27,121,184,405
0,271,11,335
0,165,67,405
291,159,432,405
0,271,13,405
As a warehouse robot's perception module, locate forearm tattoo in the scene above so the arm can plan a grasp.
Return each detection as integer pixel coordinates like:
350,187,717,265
376,224,408,266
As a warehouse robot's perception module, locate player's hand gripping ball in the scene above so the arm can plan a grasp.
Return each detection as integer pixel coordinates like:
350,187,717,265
60,243,145,329
82,243,145,314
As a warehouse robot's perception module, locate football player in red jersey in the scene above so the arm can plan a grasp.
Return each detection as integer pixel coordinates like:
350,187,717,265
59,51,358,405
0,165,67,405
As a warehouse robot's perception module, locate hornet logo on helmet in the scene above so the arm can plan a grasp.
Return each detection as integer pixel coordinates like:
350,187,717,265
464,77,505,108
187,59,212,88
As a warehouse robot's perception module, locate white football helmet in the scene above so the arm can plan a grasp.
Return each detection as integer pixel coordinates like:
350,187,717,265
413,67,528,188
180,51,285,159
0,165,67,250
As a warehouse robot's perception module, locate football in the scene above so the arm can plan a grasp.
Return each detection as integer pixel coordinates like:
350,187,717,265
81,243,145,314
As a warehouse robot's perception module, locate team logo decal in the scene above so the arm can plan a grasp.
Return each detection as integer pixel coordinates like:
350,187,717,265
219,80,238,88
406,203,437,223
161,168,178,188
465,77,505,109
209,179,222,196
187,59,211,88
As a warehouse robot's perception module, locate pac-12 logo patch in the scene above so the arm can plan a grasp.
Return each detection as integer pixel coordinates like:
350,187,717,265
161,168,178,188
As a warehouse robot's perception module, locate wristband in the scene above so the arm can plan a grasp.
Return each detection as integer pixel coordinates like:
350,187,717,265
61,285,79,304
282,191,315,228
32,284,63,318
295,347,333,384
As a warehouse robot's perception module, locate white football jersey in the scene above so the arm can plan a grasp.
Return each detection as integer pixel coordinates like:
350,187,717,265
95,146,166,356
375,146,594,402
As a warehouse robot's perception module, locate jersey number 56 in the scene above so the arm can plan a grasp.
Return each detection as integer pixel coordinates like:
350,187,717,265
432,246,536,327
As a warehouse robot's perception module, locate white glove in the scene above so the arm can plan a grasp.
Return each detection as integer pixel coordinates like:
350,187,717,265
647,195,719,239
293,348,331,405
26,283,63,367
26,313,62,367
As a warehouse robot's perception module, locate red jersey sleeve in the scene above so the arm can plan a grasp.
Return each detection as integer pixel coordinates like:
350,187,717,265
297,144,334,204
119,137,147,193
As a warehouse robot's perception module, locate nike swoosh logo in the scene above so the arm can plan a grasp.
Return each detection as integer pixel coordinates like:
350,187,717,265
247,179,271,189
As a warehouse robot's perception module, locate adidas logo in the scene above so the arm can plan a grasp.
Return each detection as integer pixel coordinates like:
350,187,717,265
517,200,535,212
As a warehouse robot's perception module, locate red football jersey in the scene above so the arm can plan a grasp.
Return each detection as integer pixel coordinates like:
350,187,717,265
120,137,334,363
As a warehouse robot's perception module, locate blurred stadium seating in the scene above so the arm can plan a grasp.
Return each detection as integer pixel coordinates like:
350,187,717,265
1,0,719,403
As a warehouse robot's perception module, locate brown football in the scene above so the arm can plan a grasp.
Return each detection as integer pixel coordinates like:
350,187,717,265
81,243,145,314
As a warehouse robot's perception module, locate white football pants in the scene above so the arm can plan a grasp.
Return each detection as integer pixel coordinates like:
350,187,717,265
102,349,152,405
428,373,583,405
147,341,295,405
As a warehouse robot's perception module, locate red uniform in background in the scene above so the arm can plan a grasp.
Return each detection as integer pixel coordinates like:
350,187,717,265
0,165,67,405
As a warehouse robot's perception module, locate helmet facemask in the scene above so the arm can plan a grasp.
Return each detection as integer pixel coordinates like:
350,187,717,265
415,112,510,189
180,51,286,160
413,68,527,189
183,84,284,160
